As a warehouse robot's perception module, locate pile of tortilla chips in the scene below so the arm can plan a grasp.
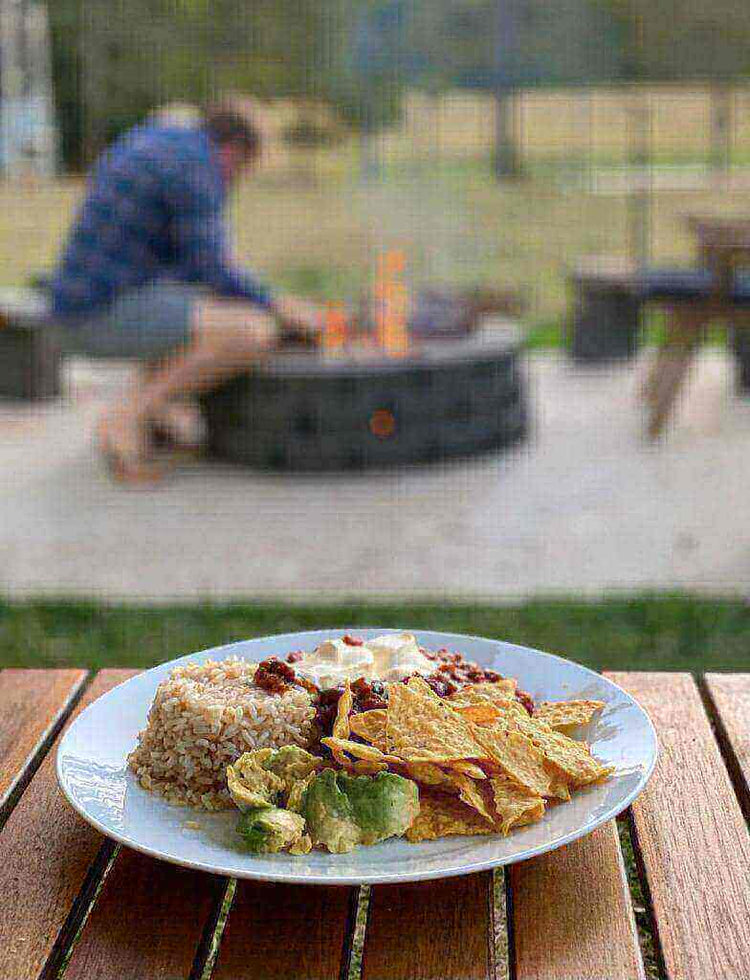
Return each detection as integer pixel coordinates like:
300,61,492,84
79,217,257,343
321,676,612,842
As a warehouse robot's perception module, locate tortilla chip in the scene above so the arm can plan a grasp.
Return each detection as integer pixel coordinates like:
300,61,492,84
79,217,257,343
489,777,546,835
507,715,614,787
449,761,487,780
321,736,401,765
386,680,483,763
405,790,495,843
448,771,495,822
453,703,504,726
349,709,390,751
447,680,518,705
401,762,455,788
547,776,572,802
470,726,555,797
345,759,389,775
534,700,605,734
332,681,354,740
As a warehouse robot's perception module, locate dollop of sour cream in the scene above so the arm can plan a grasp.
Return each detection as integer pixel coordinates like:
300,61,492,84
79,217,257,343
294,633,434,689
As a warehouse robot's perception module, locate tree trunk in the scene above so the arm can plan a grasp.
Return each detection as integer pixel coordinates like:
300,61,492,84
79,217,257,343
492,89,522,180
710,84,732,175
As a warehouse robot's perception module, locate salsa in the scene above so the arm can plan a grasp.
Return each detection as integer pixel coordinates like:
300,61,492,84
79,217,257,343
253,657,317,696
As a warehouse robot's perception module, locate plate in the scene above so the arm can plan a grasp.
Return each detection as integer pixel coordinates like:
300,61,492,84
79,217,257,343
56,629,657,885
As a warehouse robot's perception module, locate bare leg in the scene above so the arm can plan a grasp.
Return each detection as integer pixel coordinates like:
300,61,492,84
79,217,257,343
98,299,279,482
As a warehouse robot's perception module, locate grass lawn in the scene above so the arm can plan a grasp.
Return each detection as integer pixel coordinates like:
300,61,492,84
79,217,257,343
3,595,750,672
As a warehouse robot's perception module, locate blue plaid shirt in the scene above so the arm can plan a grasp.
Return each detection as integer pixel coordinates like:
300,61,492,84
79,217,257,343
50,123,273,321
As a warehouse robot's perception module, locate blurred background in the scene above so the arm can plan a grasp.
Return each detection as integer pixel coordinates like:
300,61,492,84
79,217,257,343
3,0,750,673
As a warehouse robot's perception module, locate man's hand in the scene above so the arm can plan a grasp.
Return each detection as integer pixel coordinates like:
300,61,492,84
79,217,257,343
272,295,327,343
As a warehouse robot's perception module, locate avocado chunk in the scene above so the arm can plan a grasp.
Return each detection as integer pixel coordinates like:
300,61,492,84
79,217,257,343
226,747,320,812
262,745,320,791
337,771,420,845
302,768,362,853
302,769,420,853
227,750,285,811
236,806,310,854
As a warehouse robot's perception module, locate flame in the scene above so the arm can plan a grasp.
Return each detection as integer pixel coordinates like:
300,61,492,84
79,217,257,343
322,302,347,353
320,249,411,357
375,249,409,358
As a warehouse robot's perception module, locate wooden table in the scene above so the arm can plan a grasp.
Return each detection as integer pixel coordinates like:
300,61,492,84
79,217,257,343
2,669,750,980
645,216,750,438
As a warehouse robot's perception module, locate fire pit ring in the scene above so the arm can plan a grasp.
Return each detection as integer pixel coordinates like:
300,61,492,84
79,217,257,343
201,318,528,471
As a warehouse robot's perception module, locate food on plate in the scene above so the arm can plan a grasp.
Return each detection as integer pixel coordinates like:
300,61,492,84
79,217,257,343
301,769,420,853
127,658,316,809
236,806,310,854
128,633,613,854
226,746,320,811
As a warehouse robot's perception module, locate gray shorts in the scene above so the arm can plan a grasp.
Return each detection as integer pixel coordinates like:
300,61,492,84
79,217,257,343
53,282,204,359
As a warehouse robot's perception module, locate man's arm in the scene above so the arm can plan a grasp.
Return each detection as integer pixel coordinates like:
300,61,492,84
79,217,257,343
165,158,330,341
166,166,274,308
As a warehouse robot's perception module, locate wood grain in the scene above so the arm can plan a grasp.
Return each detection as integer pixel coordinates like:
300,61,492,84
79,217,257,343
510,820,645,980
212,880,357,980
607,672,750,980
0,668,87,811
65,846,228,980
704,673,750,811
361,873,492,980
0,670,137,980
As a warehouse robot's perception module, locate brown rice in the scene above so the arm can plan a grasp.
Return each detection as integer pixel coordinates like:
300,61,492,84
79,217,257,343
127,657,315,810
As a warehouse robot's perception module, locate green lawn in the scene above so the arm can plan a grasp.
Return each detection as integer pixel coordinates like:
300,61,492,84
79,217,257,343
3,595,750,672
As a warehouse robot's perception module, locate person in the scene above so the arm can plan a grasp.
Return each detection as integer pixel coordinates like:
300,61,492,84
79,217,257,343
49,98,325,483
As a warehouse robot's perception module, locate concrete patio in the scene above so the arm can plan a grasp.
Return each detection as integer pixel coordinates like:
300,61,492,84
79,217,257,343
1,351,749,602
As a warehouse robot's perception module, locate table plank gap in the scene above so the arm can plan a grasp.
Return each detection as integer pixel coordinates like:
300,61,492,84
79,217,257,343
623,810,669,980
606,671,750,980
700,673,750,825
510,818,645,980
361,872,493,980
0,669,138,980
492,868,510,980
0,668,89,826
41,839,119,980
63,846,230,980
193,878,237,980
504,867,517,980
342,884,368,980
211,879,359,980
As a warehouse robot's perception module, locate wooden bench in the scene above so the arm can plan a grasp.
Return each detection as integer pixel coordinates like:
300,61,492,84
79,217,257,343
0,287,62,400
2,667,750,978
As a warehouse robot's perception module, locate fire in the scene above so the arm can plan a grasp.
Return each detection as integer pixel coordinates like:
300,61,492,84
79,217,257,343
321,249,410,357
374,249,410,358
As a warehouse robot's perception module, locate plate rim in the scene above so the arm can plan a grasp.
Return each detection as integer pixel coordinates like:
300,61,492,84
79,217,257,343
56,627,659,885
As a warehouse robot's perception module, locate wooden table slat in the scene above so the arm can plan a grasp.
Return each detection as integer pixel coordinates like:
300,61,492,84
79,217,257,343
64,847,228,980
212,880,357,980
510,820,645,980
607,672,750,980
361,873,493,980
704,673,750,815
0,670,137,980
0,668,88,813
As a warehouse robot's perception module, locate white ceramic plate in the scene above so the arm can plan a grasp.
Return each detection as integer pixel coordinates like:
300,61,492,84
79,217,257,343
57,629,657,885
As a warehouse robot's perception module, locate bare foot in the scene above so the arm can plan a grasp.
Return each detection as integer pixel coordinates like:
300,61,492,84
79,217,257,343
150,401,205,452
96,411,166,485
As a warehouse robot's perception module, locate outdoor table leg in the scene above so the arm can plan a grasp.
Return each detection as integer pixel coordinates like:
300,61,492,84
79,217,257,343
644,307,706,439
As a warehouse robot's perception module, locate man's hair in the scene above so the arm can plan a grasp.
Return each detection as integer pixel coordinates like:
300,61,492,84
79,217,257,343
203,104,261,159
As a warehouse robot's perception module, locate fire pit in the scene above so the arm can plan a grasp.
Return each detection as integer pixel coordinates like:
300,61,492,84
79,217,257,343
201,287,528,471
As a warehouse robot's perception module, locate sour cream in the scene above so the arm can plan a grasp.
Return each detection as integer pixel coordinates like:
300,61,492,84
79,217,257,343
295,633,434,689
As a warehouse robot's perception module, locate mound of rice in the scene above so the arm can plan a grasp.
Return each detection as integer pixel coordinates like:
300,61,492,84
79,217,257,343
127,657,316,810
